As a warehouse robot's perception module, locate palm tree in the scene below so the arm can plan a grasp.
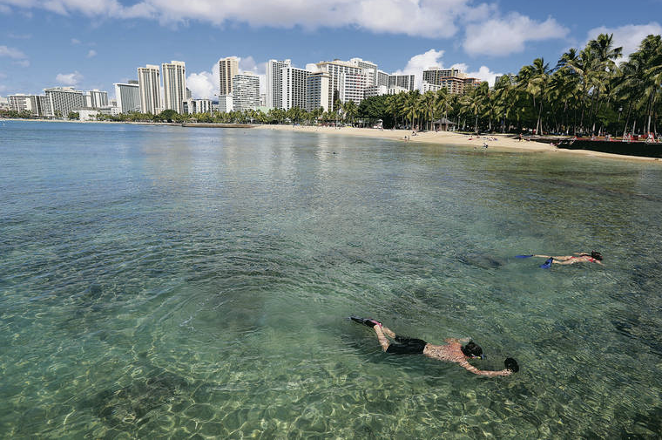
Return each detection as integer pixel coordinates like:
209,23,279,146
493,74,517,133
560,47,595,134
519,58,552,135
343,100,358,126
402,90,421,131
434,89,452,131
421,91,437,131
463,83,488,133
616,34,662,136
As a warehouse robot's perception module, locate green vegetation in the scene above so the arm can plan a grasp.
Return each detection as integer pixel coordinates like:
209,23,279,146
1,34,659,137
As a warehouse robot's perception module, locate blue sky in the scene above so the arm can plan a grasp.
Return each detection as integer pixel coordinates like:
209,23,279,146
0,0,661,100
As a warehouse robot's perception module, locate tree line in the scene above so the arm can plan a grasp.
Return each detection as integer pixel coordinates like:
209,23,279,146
2,34,659,138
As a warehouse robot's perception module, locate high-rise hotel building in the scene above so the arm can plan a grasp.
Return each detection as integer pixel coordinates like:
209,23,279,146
305,72,330,113
86,90,109,108
388,74,415,91
281,66,308,111
44,87,86,117
232,72,260,112
162,61,186,114
422,67,479,95
114,81,141,114
218,57,239,96
315,60,364,108
137,64,162,114
266,59,291,109
349,58,378,87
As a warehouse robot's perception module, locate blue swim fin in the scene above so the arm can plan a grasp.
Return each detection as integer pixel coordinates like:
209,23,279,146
540,258,553,269
515,255,534,258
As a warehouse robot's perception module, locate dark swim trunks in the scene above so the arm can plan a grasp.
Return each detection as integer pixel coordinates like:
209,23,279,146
386,336,428,355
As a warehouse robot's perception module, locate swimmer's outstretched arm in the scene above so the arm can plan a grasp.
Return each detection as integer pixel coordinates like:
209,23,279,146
458,360,512,377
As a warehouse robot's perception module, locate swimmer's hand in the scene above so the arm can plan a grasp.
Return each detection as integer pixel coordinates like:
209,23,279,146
504,358,519,373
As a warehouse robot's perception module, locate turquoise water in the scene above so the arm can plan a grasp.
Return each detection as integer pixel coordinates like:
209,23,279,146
0,120,660,438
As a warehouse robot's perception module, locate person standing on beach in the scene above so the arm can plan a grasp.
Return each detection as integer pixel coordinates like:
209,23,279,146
350,317,519,377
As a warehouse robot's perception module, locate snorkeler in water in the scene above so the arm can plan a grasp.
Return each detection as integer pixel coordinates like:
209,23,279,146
349,317,518,377
532,251,604,268
516,251,604,268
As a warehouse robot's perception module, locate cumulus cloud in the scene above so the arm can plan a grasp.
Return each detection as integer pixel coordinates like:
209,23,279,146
465,65,502,87
2,0,577,57
87,49,97,57
56,71,83,86
464,13,569,56
0,0,491,39
185,56,267,99
585,23,662,63
71,38,81,45
394,49,445,89
187,70,216,99
394,51,502,89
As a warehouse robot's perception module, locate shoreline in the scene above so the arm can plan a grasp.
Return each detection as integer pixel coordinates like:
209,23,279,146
3,118,659,163
255,124,661,163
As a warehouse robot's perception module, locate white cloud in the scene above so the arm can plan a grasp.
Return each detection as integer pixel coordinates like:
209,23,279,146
56,71,83,86
466,65,501,87
186,57,267,99
0,0,491,39
394,49,444,90
464,13,569,56
586,23,662,63
0,45,29,66
71,38,81,45
87,49,97,57
187,70,216,99
0,45,27,59
394,52,502,89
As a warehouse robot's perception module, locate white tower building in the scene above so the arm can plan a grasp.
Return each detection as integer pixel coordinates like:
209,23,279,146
232,73,260,112
86,89,109,108
281,66,308,111
315,60,364,108
219,57,239,96
266,59,291,110
306,72,331,113
162,61,186,114
44,87,86,117
137,64,162,114
114,81,141,113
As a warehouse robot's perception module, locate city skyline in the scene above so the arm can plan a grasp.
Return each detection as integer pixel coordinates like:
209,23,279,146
0,0,661,99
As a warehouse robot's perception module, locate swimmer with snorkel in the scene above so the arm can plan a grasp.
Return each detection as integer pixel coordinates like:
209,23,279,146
517,251,604,268
349,317,519,377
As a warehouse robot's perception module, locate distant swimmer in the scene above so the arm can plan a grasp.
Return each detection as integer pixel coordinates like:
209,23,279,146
349,317,518,377
516,251,604,268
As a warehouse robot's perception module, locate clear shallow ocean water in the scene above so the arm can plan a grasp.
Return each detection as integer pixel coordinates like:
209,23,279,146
0,120,660,438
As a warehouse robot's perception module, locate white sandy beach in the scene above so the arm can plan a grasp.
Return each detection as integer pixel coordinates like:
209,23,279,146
256,124,661,162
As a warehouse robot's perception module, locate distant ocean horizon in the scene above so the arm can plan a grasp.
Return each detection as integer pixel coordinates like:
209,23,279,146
1,120,660,438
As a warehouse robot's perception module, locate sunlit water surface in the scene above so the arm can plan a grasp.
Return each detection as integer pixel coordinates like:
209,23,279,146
0,121,661,438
